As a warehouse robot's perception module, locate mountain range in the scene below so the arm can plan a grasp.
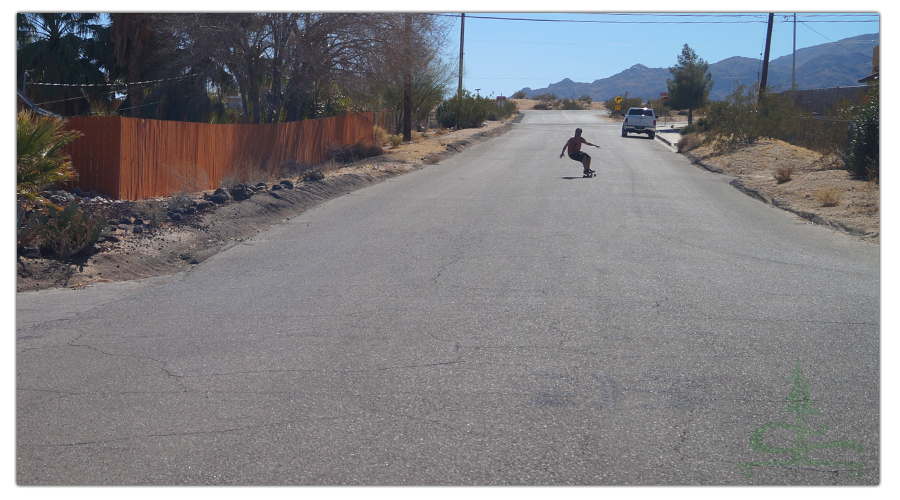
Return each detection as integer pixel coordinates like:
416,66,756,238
517,33,878,102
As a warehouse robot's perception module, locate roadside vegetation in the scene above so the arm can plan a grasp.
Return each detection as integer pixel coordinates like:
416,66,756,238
17,111,108,258
436,90,518,129
677,83,879,182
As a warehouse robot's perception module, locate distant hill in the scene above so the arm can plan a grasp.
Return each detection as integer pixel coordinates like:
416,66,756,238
517,33,878,102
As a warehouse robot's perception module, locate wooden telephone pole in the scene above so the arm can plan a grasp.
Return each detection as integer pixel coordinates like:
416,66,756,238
457,13,464,130
758,13,774,104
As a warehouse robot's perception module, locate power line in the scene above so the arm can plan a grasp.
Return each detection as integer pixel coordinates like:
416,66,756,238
432,13,877,25
28,74,192,88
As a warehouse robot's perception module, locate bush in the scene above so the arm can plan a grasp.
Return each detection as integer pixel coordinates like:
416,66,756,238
604,96,644,117
843,90,879,179
774,166,794,183
436,90,498,129
134,200,168,226
705,85,810,151
676,133,704,153
17,111,82,199
329,141,384,163
560,99,583,110
815,188,842,207
38,201,109,258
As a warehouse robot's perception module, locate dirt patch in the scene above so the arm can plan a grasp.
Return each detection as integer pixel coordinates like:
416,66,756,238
16,118,517,292
684,139,879,243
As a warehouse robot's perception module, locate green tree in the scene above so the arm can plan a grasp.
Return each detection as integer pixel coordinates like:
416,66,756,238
110,14,158,117
665,44,713,124
17,13,113,116
17,111,82,199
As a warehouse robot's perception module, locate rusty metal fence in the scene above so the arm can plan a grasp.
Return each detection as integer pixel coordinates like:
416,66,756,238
63,112,374,200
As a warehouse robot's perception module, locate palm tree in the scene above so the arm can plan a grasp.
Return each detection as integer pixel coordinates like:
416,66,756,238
17,111,82,199
17,13,112,116
110,13,156,117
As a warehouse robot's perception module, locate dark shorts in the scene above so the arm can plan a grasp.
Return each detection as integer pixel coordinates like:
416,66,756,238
569,151,589,162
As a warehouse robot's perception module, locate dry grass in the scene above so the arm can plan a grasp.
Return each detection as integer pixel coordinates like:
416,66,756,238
815,188,843,207
774,166,794,183
676,133,704,153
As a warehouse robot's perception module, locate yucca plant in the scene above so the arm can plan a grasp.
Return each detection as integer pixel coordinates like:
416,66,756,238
16,110,82,199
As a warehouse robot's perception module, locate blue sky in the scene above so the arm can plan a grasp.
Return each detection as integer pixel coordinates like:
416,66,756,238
439,9,880,98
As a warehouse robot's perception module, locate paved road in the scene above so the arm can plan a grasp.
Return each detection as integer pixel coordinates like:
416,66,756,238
17,110,879,485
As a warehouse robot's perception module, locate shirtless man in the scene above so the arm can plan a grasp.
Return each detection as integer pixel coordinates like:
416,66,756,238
559,128,600,174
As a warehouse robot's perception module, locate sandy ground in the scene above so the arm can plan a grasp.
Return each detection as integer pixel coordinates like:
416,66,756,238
684,140,879,243
16,108,878,292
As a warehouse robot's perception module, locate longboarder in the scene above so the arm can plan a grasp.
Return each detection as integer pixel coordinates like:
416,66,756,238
559,128,600,177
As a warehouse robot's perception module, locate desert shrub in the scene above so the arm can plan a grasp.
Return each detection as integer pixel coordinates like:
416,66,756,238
774,166,794,183
17,202,46,249
511,90,528,99
560,99,583,110
134,200,168,226
329,142,384,163
219,176,239,190
603,96,644,117
168,192,195,212
499,99,518,118
676,133,704,153
532,102,550,110
390,135,402,147
38,201,108,258
843,89,879,180
374,125,390,144
815,188,842,207
436,90,494,129
705,85,814,151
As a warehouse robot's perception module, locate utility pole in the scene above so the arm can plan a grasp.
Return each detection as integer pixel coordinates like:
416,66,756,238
458,13,464,97
758,13,774,104
457,13,464,130
792,13,797,89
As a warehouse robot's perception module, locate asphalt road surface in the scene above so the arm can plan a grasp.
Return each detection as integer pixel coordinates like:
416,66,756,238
16,110,880,485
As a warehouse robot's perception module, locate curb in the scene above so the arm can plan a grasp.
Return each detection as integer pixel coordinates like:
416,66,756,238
681,152,867,239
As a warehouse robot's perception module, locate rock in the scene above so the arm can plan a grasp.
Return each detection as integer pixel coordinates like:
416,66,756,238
194,201,212,211
279,180,294,190
271,183,283,191
20,247,41,259
133,225,144,234
132,217,145,225
206,188,231,204
305,171,325,182
169,212,183,221
104,234,120,243
230,184,253,201
255,182,268,191
119,216,132,225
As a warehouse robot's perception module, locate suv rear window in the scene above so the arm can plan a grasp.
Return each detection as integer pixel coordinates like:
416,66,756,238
628,109,653,116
